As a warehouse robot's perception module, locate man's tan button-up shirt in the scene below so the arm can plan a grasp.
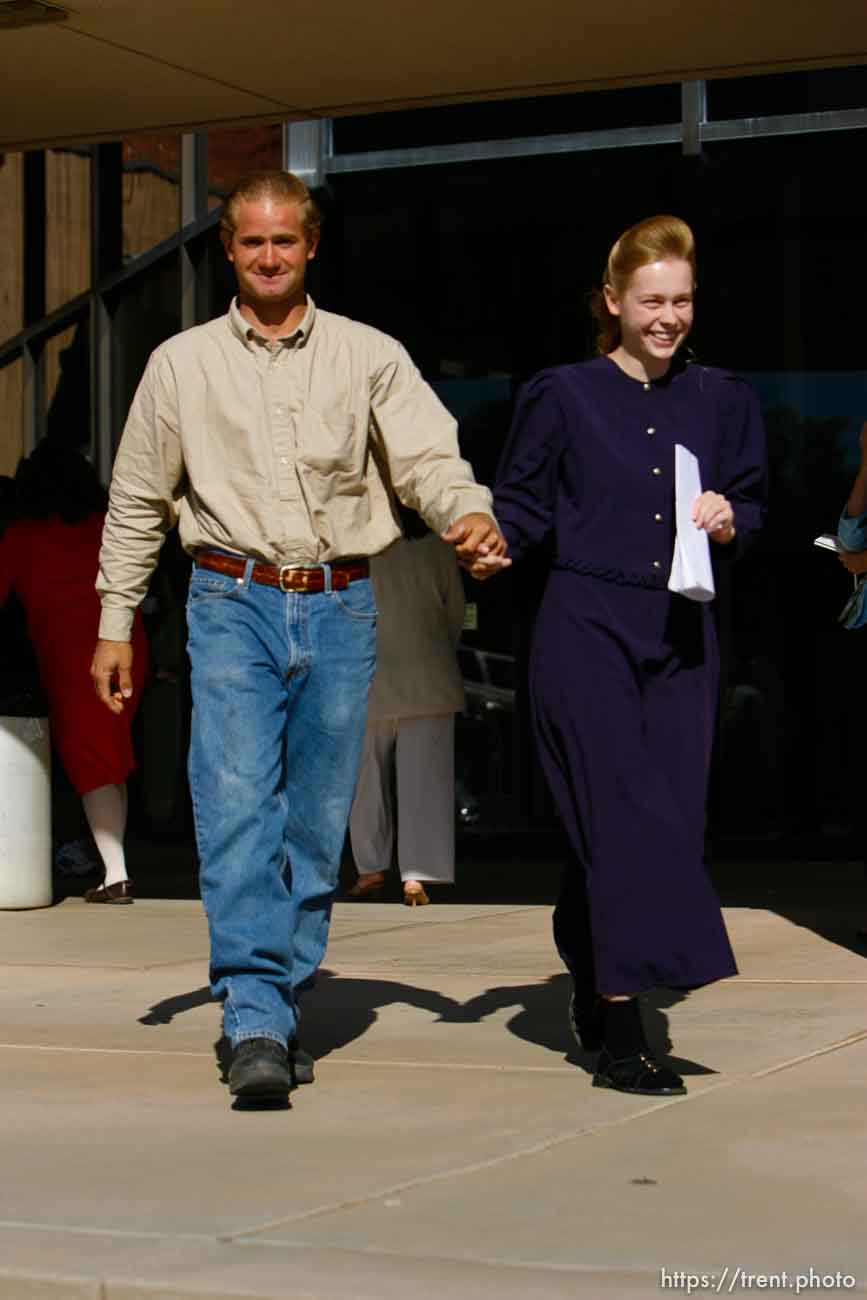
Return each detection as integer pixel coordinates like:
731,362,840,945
97,297,494,641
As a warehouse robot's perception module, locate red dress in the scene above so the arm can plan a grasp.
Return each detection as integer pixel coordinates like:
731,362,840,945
0,513,149,794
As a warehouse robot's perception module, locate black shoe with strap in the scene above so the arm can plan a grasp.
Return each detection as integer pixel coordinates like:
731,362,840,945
593,1048,686,1097
228,1038,292,1100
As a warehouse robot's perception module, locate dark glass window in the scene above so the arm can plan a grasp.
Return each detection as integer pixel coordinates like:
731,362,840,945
458,647,484,683
41,314,90,450
333,85,681,154
708,67,867,120
109,253,180,443
487,656,517,690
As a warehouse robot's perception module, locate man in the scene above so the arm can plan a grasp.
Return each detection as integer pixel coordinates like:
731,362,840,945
91,170,508,1105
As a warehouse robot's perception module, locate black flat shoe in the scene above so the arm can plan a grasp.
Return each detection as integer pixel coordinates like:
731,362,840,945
593,1049,686,1097
289,1037,315,1086
228,1038,292,1100
568,991,604,1052
84,879,134,904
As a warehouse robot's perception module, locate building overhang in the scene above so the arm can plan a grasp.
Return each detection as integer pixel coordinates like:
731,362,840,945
1,0,866,150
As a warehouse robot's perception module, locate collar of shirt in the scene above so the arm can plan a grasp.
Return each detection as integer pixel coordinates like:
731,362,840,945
227,295,317,352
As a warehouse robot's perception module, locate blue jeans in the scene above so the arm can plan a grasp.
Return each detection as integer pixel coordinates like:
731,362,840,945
186,560,376,1049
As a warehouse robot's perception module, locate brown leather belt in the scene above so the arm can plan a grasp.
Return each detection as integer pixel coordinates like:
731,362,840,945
195,550,369,593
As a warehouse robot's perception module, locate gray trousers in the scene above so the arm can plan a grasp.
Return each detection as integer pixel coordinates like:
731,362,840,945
349,714,455,883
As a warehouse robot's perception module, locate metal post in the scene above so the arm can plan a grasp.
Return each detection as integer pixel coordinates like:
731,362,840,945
681,81,707,157
283,119,329,187
181,133,208,330
23,151,46,326
92,143,122,279
22,152,46,447
181,132,208,228
90,144,121,478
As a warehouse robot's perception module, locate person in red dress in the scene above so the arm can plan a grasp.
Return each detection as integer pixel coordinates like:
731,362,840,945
0,442,148,903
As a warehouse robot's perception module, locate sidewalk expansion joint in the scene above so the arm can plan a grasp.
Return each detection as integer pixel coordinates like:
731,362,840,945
0,959,209,971
314,1058,579,1073
0,1043,579,1073
329,906,540,945
220,1026,867,1244
0,1218,214,1244
0,1043,214,1058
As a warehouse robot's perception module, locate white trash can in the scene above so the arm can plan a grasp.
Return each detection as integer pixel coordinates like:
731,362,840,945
0,716,52,909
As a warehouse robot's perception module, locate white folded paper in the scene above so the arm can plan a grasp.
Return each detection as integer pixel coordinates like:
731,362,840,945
667,444,715,603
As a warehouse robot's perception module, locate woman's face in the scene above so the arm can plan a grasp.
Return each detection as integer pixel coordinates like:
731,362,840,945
603,258,694,368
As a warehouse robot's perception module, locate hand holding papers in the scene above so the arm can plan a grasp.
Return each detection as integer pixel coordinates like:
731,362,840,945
668,445,716,604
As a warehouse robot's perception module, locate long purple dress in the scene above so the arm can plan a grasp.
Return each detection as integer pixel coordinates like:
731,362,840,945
494,355,767,995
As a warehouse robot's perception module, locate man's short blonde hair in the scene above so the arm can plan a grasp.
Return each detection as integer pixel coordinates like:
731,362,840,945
220,170,322,237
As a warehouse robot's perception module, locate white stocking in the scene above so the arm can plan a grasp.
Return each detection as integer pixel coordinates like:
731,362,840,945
81,783,129,888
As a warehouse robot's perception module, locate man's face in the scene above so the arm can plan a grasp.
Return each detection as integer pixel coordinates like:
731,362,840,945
222,197,319,309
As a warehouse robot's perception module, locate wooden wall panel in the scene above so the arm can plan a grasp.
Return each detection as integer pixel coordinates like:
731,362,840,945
0,153,23,345
0,358,24,478
45,151,91,315
123,171,180,260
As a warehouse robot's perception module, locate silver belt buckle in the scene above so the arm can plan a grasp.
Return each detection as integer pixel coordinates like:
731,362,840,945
278,565,296,592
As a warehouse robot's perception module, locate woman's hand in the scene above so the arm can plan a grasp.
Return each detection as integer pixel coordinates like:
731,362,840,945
442,513,512,579
839,549,867,576
692,491,736,545
463,553,512,582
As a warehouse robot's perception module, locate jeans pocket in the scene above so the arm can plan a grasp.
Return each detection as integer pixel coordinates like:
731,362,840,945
329,578,377,622
187,570,241,604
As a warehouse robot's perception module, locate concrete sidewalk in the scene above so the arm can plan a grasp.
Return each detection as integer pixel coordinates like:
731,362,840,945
0,892,865,1298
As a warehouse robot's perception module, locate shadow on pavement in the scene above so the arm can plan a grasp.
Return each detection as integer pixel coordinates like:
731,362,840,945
136,971,716,1079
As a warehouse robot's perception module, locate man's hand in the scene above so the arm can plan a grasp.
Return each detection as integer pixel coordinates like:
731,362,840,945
692,491,736,545
839,549,867,576
91,640,135,714
442,513,511,581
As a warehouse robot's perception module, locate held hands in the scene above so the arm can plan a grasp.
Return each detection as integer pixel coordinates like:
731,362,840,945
441,512,511,581
839,549,867,576
692,491,736,545
90,640,135,714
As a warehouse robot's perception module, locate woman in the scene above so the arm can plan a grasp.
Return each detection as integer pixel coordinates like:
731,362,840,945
488,215,766,1095
347,506,465,906
0,441,149,903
